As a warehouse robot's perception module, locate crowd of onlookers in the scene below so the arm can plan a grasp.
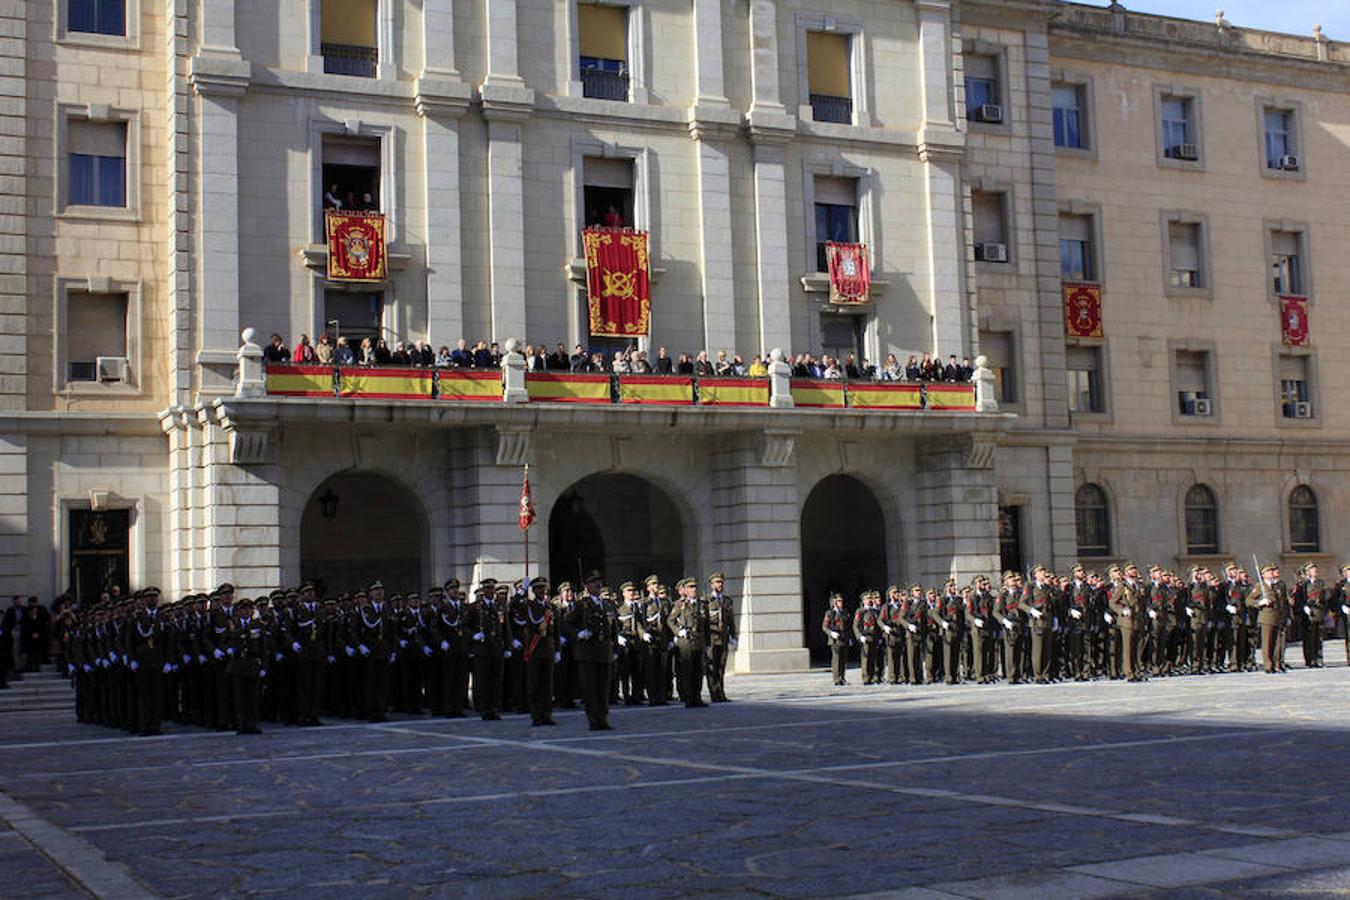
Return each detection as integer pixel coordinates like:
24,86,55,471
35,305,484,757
0,594,80,688
263,332,975,384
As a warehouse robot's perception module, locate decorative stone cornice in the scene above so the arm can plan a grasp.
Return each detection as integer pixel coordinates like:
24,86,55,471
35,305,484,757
480,80,536,123
687,105,742,141
746,108,797,145
414,77,473,118
188,53,251,98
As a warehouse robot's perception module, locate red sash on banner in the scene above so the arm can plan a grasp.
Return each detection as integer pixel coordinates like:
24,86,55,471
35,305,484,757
582,228,651,337
825,242,871,305
326,210,387,282
1063,283,1103,338
1281,296,1309,346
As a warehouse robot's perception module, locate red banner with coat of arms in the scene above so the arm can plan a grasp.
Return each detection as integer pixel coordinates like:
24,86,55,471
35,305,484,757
1281,296,1309,347
583,228,651,337
1063,283,1103,338
825,242,871,305
326,210,387,282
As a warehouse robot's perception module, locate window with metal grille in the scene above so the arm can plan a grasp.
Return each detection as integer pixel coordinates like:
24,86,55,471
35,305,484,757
1075,484,1111,557
1288,485,1320,552
1184,484,1219,554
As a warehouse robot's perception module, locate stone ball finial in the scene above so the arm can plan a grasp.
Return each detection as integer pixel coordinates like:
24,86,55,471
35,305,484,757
974,354,989,370
504,337,519,354
241,327,256,345
1314,24,1324,37
769,348,785,363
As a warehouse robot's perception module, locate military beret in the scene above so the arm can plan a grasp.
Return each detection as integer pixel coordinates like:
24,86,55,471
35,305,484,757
644,574,661,586
619,581,636,592
708,572,725,583
444,578,461,589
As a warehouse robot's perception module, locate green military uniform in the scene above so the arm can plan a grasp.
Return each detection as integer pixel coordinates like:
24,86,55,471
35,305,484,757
821,597,849,686
703,574,737,702
567,573,617,729
1108,569,1146,682
668,577,709,707
1246,567,1290,674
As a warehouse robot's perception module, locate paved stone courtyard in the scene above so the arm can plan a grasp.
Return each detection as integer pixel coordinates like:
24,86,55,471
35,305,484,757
1,658,1348,899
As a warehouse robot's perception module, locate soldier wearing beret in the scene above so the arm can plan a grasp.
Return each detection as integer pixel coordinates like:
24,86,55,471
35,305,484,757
704,573,736,702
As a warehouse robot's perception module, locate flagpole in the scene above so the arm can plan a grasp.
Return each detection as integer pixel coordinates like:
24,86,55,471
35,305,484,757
523,464,530,588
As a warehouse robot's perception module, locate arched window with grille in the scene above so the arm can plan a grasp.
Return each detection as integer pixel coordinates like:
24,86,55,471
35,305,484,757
1075,484,1111,557
1288,485,1320,553
1184,484,1219,554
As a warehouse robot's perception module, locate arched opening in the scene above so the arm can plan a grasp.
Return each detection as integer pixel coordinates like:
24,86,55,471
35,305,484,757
1074,483,1112,557
801,474,887,666
548,473,685,589
1184,483,1219,555
301,471,428,595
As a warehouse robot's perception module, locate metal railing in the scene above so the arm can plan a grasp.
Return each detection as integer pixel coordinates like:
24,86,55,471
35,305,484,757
581,67,630,101
810,93,853,124
322,42,379,78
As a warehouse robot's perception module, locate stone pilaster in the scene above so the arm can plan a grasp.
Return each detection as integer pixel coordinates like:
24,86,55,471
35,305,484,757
692,134,737,354
919,145,969,361
160,409,195,598
448,429,532,586
1045,441,1078,571
166,0,193,406
915,436,1001,584
421,0,459,77
416,83,471,346
198,405,282,594
485,117,528,344
0,3,25,410
691,0,728,109
0,434,28,595
916,0,955,129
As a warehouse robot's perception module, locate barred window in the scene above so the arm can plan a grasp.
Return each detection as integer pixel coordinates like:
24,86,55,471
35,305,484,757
1075,484,1111,557
1184,484,1219,554
1288,485,1320,553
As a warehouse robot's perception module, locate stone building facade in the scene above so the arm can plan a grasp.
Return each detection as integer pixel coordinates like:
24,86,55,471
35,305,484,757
2,0,1347,671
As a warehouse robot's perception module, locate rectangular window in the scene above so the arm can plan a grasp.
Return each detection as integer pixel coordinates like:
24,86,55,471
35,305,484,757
1279,355,1310,418
68,120,127,208
1059,214,1094,282
325,290,383,347
322,135,381,216
321,0,378,77
814,176,858,272
1271,231,1303,296
1176,349,1211,416
1066,345,1104,414
65,291,129,383
1161,96,1195,159
578,3,629,101
964,54,1001,123
979,330,1016,404
583,156,635,229
69,0,126,36
1053,85,1085,149
819,314,863,363
1168,221,1202,289
806,32,852,124
1264,109,1294,169
973,191,1008,262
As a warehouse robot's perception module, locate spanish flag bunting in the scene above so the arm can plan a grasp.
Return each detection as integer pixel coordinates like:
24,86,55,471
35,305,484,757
265,364,334,397
339,366,434,400
697,378,768,407
525,372,612,404
618,375,693,406
926,383,976,410
848,383,922,410
438,370,502,402
791,379,846,408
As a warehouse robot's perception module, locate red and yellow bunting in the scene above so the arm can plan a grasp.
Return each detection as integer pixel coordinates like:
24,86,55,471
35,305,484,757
926,383,976,410
791,379,845,409
698,378,768,408
438,370,501,402
326,211,387,282
849,383,922,410
618,375,693,406
525,372,611,404
265,364,334,397
339,366,433,400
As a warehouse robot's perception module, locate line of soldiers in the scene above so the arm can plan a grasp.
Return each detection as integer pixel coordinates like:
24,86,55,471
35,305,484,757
823,560,1349,687
63,571,737,736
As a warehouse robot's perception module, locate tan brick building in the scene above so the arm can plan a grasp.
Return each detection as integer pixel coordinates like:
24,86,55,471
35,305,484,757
1,1,1345,670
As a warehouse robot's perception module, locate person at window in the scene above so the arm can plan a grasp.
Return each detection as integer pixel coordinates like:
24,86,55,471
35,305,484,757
905,355,921,381
263,334,290,364
314,333,334,364
360,192,375,211
293,334,317,363
343,191,358,211
961,356,974,382
451,339,473,368
713,350,731,376
435,345,452,367
612,349,630,374
844,354,860,380
390,342,411,366
655,346,673,375
943,354,962,382
675,352,693,375
632,351,653,374
748,355,767,377
859,357,877,380
334,336,355,365
730,354,747,377
357,337,374,365
881,353,901,381
821,356,842,380
324,184,343,209
693,351,714,376
603,205,625,229
548,343,570,370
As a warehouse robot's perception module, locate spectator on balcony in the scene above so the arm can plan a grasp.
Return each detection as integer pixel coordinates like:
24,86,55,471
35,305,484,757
590,351,608,372
489,342,502,366
748,355,767,377
263,334,290,364
632,351,652,374
360,192,376,212
693,351,714,377
881,354,902,381
416,342,436,367
451,339,473,368
731,354,747,377
822,356,842,380
390,342,411,366
942,354,962,382
861,358,877,380
904,356,921,381
293,334,318,364
961,357,974,382
676,352,693,375
470,340,492,369
324,184,343,210
343,191,358,211
357,337,374,364
612,349,631,374
655,347,673,375
436,345,452,367
602,205,625,229
918,353,936,381
570,346,591,372
334,336,355,365
712,350,731,377
315,334,335,364
548,343,570,370
844,354,860,380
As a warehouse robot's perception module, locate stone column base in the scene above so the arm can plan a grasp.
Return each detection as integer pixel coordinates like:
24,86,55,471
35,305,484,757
733,647,811,674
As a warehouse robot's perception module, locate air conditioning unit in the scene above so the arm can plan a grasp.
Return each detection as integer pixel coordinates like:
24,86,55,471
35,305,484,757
976,242,1009,263
96,356,129,383
979,103,1004,124
1192,397,1212,416
1280,155,1301,171
1293,401,1313,419
1171,143,1199,161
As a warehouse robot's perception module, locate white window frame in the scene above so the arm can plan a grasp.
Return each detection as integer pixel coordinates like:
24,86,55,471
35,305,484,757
53,275,143,396
55,104,141,221
1168,339,1220,425
1160,211,1211,299
795,13,871,128
56,0,142,50
1153,84,1205,171
309,119,398,244
308,0,397,80
566,0,648,104
1255,97,1306,181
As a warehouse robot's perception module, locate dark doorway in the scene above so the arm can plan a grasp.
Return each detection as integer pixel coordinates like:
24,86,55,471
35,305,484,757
69,508,131,605
548,474,683,590
301,472,427,595
801,475,887,666
999,505,1024,576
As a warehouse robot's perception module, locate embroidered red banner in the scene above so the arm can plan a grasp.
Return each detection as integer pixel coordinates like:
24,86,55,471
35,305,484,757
1063,283,1103,338
825,242,871,305
583,228,651,337
1281,296,1309,347
326,210,387,282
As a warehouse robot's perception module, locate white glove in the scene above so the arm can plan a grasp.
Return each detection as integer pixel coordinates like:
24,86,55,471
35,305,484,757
578,629,593,640
882,625,892,634
730,638,737,648
829,630,840,640
1001,617,1014,629
975,617,986,627
678,628,688,638
1120,609,1130,618
512,639,522,650
422,645,433,657
198,654,207,664
183,654,192,664
642,633,652,643
275,652,284,661
359,644,370,656
388,653,396,664
227,646,236,656
440,640,450,651
162,662,173,674
1030,609,1042,620
1225,605,1237,614
940,621,950,631
503,650,512,659
327,655,336,664
554,651,562,663
399,639,408,649
907,623,918,633
1342,605,1350,615
130,660,139,672
292,641,302,653
617,636,627,647
1104,613,1114,624
1259,599,1271,607
1069,610,1081,620
344,646,355,657
260,669,267,679
1185,608,1194,618
109,651,119,663
1148,610,1157,620
82,663,92,673
473,632,485,642
1303,605,1312,616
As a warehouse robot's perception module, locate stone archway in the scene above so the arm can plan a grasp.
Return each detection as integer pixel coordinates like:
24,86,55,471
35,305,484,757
801,474,888,666
548,473,685,589
301,471,428,595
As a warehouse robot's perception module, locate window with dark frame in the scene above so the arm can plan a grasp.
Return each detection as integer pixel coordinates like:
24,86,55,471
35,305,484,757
1264,109,1294,169
1270,231,1303,296
1053,85,1085,149
1288,485,1320,553
1075,484,1111,557
806,31,853,124
1161,96,1196,159
68,120,127,208
69,0,126,36
813,175,858,273
1184,484,1220,554
1059,214,1094,282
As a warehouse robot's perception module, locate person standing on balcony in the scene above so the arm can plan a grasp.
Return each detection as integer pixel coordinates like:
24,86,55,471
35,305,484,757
676,352,693,375
654,347,673,374
263,334,290,364
333,337,354,365
693,351,714,376
293,334,317,363
315,334,334,364
324,184,342,209
602,205,625,229
548,343,569,370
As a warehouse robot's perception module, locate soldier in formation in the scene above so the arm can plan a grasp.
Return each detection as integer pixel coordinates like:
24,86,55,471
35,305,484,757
65,569,740,736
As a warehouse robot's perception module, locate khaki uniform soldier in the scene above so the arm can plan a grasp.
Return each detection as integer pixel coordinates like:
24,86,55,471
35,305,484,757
616,582,644,705
1247,564,1290,674
704,573,737,702
523,577,557,726
1185,572,1211,674
1019,568,1055,684
567,572,617,729
1109,564,1146,682
1293,564,1327,668
669,577,710,707
1337,565,1350,666
1223,566,1250,672
852,592,884,685
995,577,1024,684
1065,569,1091,681
638,576,671,705
882,587,909,685
821,593,849,686
930,590,963,685
904,586,930,684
